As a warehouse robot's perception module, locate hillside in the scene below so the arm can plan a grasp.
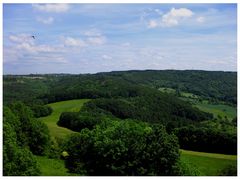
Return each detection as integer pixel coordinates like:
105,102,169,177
4,70,237,105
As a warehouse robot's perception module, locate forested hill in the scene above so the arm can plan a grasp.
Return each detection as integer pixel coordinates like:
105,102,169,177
4,70,237,105
104,70,237,105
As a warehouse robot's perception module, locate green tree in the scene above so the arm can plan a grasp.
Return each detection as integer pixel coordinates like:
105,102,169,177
63,119,180,175
3,107,40,176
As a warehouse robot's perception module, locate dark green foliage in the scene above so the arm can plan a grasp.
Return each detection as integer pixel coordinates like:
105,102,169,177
4,70,236,105
175,126,237,154
218,164,237,176
63,120,180,175
31,105,52,118
3,107,40,176
58,112,102,131
108,70,237,105
84,95,212,125
3,102,52,176
57,95,212,135
8,102,51,155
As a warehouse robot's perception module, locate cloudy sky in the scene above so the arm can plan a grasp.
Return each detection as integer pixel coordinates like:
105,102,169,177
3,3,237,74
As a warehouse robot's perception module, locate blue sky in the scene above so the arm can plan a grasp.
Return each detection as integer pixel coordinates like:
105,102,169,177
3,3,237,74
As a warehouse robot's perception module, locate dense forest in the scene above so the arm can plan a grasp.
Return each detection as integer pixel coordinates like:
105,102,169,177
3,70,237,176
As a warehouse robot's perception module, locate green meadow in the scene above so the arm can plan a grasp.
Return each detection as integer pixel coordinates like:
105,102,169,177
180,150,237,176
39,99,90,138
195,103,236,120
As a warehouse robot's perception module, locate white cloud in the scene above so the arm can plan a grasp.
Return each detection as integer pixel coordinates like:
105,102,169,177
161,8,194,27
147,20,158,28
84,29,102,37
37,17,54,24
196,16,205,23
9,34,34,44
102,55,112,60
87,36,106,45
16,43,57,54
64,37,86,47
32,4,70,13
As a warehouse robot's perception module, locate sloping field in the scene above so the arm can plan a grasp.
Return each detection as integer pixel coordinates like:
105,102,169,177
195,103,236,120
39,99,89,138
35,156,78,176
180,149,237,176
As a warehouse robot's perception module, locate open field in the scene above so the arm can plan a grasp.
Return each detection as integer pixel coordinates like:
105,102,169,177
35,156,78,176
195,103,236,120
39,99,89,138
159,87,236,120
180,149,237,176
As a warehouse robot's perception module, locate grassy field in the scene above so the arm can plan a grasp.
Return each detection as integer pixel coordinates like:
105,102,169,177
35,156,78,176
39,99,89,138
37,99,89,176
158,87,236,120
180,149,237,176
195,103,236,120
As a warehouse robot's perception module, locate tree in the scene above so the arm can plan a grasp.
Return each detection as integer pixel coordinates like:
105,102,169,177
3,107,40,176
63,120,180,175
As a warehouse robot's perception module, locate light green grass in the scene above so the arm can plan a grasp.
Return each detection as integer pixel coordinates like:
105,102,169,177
158,87,176,94
180,149,237,176
35,156,78,176
195,103,236,120
181,92,199,99
39,99,90,138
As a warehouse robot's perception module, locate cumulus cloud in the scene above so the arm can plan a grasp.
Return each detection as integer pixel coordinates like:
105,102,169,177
37,17,54,24
64,37,86,47
161,8,194,27
32,4,70,13
146,8,194,28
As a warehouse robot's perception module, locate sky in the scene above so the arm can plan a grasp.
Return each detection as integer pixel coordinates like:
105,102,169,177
3,3,237,74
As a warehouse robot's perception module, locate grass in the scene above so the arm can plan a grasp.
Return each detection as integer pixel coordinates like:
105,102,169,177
35,156,78,176
180,149,237,176
158,87,176,94
195,103,236,120
37,99,89,176
39,99,90,139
